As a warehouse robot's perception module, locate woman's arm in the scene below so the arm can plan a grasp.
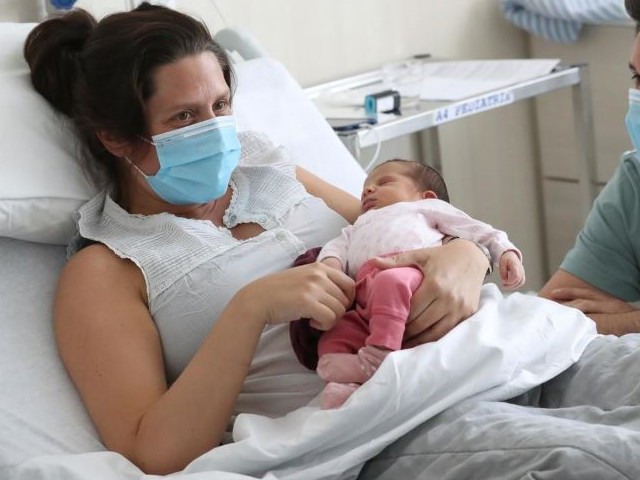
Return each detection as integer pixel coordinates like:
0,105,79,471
296,166,361,224
369,238,489,346
539,269,640,335
55,244,354,475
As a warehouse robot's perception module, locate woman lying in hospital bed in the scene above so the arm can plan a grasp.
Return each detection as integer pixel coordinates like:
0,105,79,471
4,2,639,479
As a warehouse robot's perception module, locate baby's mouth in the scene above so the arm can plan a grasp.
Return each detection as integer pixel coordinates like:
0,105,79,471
361,198,376,212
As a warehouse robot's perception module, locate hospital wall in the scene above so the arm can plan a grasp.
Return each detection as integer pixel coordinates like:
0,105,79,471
2,0,623,291
530,25,633,274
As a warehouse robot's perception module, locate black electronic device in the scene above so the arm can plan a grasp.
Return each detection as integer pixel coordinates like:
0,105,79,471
326,117,376,132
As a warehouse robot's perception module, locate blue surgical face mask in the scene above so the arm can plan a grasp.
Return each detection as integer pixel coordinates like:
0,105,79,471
625,89,640,152
131,115,241,205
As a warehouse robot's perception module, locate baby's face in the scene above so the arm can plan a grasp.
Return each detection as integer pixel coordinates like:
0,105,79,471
360,162,426,213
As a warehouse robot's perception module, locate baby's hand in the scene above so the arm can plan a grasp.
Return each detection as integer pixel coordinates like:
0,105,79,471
499,250,525,290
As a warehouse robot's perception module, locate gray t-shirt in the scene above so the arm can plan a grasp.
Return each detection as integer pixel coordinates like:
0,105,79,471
561,151,640,303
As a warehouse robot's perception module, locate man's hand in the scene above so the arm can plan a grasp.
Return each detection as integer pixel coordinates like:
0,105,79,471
540,269,640,335
549,286,636,315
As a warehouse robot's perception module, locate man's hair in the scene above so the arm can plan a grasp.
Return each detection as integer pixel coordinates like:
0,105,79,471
377,159,450,202
626,0,640,22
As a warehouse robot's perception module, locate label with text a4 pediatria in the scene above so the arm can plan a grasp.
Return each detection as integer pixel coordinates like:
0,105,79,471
433,90,515,125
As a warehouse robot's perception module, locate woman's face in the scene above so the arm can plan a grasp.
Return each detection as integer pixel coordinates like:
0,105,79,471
135,51,232,174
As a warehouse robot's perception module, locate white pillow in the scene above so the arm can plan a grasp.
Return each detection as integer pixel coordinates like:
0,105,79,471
0,22,364,246
0,23,98,245
0,23,37,71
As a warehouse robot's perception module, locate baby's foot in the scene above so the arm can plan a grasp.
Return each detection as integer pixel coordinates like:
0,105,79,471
317,353,370,383
317,347,391,384
358,345,391,377
321,382,359,409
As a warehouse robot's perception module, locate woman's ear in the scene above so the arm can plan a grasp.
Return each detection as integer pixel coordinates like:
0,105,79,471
422,190,438,199
96,129,134,158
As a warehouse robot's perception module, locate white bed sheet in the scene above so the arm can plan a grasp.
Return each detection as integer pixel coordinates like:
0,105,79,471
0,238,105,478
13,285,597,479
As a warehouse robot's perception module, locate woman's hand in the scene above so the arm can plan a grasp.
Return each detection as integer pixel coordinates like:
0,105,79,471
369,239,487,346
320,256,344,273
236,262,355,331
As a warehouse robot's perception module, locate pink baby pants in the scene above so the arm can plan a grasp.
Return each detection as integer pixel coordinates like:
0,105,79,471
318,260,423,356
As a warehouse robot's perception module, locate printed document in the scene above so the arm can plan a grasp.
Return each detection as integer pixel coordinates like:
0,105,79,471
420,59,561,101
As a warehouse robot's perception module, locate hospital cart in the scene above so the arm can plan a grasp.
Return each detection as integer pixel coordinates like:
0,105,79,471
305,64,597,220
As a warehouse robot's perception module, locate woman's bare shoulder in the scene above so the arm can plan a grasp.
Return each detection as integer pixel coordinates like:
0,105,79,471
58,242,147,306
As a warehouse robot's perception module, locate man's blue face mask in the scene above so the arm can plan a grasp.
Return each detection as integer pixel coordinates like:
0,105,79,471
131,115,241,205
625,89,640,152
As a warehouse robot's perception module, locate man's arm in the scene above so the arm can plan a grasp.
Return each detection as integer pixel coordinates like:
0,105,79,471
540,269,640,335
590,311,640,336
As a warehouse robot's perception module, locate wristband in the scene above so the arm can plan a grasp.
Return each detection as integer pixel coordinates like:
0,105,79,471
445,236,492,275
473,242,493,276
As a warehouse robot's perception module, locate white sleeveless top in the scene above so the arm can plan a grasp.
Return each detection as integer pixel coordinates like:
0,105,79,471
71,132,349,418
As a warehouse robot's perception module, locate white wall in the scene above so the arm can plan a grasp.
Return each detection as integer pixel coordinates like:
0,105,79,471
530,25,633,274
1,0,552,289
0,0,530,86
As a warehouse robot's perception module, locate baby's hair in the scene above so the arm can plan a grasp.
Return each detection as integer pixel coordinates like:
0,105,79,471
376,159,450,203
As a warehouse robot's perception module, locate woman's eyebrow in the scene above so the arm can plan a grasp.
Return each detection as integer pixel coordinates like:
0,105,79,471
164,88,231,110
630,62,638,73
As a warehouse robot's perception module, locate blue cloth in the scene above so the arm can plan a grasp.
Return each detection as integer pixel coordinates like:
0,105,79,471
49,0,77,9
560,151,640,302
501,0,631,44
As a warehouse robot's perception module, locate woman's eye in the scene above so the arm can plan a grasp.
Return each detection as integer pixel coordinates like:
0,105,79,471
176,111,192,122
214,100,230,112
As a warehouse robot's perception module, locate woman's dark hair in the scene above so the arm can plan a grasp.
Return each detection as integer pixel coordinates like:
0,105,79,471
377,159,450,203
626,0,640,22
24,3,235,188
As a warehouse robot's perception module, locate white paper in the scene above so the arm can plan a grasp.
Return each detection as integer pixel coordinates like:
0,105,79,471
420,59,561,101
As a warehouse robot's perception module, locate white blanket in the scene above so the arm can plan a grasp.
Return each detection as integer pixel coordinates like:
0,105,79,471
16,285,597,480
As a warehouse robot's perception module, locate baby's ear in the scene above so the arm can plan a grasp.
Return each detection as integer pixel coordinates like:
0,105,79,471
422,190,438,199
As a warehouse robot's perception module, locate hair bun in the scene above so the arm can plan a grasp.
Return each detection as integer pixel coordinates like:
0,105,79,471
24,9,97,117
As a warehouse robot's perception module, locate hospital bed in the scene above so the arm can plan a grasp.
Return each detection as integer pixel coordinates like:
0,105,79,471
1,20,639,480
